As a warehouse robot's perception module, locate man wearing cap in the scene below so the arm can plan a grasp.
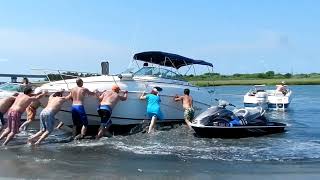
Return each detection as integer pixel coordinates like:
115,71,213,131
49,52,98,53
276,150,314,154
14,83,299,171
95,84,128,139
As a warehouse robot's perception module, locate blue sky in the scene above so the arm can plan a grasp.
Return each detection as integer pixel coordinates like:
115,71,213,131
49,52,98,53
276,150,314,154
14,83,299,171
0,0,319,78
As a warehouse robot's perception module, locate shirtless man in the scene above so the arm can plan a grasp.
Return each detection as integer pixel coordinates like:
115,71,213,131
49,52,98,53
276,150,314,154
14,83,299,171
96,85,128,139
174,89,194,129
19,100,42,131
67,78,96,139
0,87,46,146
0,93,19,130
28,91,67,145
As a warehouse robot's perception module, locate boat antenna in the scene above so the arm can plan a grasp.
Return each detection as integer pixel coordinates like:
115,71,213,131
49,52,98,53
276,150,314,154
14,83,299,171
57,70,70,90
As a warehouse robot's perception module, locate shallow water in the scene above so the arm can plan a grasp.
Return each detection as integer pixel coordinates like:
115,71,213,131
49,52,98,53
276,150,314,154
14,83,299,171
0,85,320,179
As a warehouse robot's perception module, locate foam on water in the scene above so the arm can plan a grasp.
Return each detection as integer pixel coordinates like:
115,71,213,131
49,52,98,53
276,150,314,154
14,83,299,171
87,125,320,162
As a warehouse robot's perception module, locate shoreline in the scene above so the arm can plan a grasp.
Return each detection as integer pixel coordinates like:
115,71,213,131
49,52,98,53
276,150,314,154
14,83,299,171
189,78,320,87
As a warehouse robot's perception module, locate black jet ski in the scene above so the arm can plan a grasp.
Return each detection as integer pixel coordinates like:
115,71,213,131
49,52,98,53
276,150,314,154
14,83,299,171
190,99,286,138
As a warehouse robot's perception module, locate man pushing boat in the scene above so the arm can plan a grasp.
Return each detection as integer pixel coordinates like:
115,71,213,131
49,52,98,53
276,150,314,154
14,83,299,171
0,87,47,146
95,84,128,139
67,78,97,140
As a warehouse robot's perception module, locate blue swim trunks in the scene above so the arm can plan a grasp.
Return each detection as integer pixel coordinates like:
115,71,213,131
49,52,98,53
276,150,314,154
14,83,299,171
72,105,88,126
97,105,112,128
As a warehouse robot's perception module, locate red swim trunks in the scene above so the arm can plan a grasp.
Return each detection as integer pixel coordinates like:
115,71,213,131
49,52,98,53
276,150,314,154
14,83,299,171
7,109,22,134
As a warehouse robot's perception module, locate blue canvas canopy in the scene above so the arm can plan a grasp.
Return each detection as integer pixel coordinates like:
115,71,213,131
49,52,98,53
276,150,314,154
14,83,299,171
133,51,213,69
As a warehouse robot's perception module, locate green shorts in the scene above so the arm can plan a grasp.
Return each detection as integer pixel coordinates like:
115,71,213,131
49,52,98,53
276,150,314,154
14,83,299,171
184,108,195,121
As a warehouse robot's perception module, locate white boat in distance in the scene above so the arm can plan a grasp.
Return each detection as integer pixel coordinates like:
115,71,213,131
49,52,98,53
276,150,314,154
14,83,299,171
243,85,292,111
35,51,214,126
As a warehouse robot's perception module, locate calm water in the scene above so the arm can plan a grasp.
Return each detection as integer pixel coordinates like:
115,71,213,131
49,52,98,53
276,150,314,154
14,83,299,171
1,85,320,179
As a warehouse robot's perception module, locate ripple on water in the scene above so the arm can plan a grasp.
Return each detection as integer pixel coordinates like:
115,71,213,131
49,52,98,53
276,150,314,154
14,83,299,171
89,126,320,163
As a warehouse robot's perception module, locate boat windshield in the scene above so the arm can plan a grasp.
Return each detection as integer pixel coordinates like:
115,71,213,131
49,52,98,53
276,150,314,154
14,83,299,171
253,85,266,92
0,83,23,92
134,67,182,80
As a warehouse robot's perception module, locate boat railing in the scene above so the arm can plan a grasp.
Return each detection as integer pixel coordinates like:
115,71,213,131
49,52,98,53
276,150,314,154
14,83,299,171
31,68,100,90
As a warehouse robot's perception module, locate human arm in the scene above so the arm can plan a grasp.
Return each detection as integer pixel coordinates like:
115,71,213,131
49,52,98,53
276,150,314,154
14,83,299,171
120,90,128,101
97,91,105,101
85,88,96,96
174,95,183,101
140,91,146,100
32,91,48,100
65,91,73,101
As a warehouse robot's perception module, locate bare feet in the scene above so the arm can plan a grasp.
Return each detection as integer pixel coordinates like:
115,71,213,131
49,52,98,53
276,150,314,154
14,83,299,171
27,139,36,145
34,141,40,146
74,134,84,140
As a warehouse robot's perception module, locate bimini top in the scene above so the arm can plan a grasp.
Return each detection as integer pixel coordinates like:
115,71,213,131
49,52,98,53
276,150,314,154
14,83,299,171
133,51,213,69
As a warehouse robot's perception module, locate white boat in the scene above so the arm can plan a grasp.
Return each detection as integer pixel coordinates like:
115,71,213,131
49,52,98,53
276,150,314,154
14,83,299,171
0,83,24,99
243,85,292,111
35,51,214,126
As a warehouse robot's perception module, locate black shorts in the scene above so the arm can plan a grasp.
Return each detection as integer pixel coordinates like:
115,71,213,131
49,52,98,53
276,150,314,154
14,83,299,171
0,112,4,126
97,109,112,128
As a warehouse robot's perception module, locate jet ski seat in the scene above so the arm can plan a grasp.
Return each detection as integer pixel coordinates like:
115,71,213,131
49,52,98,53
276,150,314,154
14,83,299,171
234,109,249,119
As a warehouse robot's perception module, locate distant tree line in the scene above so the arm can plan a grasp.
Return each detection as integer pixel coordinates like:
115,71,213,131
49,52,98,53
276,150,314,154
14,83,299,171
184,71,320,81
45,72,99,81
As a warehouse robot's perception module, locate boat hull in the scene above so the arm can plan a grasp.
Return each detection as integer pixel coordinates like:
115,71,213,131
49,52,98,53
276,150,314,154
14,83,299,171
37,76,212,126
191,122,286,138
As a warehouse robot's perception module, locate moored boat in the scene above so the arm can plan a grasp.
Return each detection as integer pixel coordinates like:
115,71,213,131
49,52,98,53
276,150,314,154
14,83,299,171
243,85,292,111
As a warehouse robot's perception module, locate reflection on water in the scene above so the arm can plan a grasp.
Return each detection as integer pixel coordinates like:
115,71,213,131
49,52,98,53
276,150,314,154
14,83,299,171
0,85,320,179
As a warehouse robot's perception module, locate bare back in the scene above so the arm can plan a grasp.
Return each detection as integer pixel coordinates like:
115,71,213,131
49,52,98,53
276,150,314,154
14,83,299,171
10,94,38,113
100,91,122,109
182,95,193,109
45,96,67,114
70,87,89,105
0,97,16,113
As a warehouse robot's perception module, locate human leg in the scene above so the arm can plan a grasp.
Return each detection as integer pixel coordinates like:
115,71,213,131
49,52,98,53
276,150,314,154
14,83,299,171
184,108,194,130
71,106,81,137
34,131,50,145
0,112,4,128
21,106,36,131
79,106,88,138
96,108,112,139
0,111,13,140
3,132,15,146
0,128,10,140
56,121,64,129
2,110,21,145
148,115,157,133
28,110,48,144
28,130,45,144
19,120,32,131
